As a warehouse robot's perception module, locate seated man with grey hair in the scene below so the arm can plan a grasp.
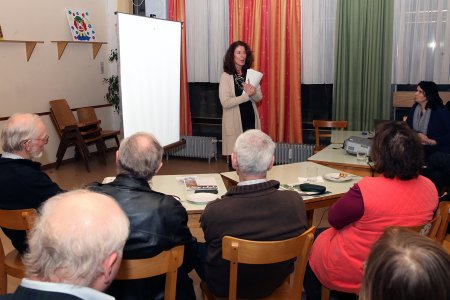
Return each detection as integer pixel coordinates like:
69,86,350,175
199,129,308,298
88,132,197,300
0,190,130,299
0,113,63,253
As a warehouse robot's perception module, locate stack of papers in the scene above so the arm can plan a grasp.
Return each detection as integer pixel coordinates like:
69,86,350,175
245,69,263,87
178,176,219,192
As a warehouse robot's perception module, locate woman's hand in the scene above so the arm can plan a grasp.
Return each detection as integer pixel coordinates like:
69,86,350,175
242,80,257,97
417,133,437,146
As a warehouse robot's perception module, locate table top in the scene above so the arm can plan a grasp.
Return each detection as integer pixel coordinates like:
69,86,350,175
330,130,374,144
103,173,227,213
220,161,361,203
308,144,372,169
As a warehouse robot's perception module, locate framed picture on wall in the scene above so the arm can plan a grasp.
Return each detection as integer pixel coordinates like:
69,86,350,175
65,9,96,42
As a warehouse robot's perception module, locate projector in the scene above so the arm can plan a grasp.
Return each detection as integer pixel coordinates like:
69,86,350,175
344,136,372,155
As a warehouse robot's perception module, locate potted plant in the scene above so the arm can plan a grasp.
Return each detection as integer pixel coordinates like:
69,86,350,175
104,49,120,112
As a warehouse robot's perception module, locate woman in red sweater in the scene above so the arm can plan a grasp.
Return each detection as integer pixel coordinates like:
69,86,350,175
304,121,438,300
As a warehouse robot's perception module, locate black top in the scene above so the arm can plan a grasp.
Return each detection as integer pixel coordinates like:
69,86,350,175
0,155,63,253
234,73,256,131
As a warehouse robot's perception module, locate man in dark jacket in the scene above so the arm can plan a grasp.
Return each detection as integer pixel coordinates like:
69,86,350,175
199,129,308,298
0,113,63,253
89,132,197,300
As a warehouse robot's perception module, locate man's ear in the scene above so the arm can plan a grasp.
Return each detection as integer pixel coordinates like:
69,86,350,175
155,161,163,174
102,252,119,286
115,151,120,165
231,152,238,170
21,139,31,152
267,155,275,171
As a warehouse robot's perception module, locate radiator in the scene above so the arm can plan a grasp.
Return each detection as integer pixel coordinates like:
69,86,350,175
165,135,217,163
274,143,314,165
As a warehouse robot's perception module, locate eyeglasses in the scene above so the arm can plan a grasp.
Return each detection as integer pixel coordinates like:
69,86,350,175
33,134,49,143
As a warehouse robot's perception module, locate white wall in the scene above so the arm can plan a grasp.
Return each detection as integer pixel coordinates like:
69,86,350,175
0,0,121,165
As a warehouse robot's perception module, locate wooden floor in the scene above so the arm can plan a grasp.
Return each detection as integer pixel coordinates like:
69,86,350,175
2,152,331,298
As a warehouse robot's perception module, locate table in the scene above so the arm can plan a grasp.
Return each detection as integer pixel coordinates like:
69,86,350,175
103,173,227,228
220,161,361,226
309,130,376,177
330,130,373,144
308,144,375,177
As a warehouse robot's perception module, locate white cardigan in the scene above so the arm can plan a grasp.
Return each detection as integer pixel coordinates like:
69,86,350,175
219,72,263,155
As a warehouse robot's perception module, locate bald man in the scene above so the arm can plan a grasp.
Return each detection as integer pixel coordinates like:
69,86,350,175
0,113,63,253
89,132,197,300
0,189,130,299
0,190,129,300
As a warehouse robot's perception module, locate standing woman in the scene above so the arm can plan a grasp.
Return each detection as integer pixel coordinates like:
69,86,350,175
219,41,263,158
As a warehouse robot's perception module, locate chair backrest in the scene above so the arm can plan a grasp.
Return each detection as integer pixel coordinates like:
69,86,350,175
49,99,78,131
77,107,99,124
436,201,450,243
0,209,37,232
115,245,184,300
0,208,37,293
222,226,316,300
400,213,442,240
312,120,348,151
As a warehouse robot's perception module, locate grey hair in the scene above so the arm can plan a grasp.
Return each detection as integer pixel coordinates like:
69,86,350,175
117,132,163,180
1,113,42,152
234,129,275,176
24,190,130,287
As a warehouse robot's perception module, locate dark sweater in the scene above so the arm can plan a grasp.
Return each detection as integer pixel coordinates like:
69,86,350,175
0,156,62,253
201,180,308,298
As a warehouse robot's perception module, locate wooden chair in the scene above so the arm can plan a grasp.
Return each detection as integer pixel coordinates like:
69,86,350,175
436,201,450,246
201,226,316,300
0,208,37,294
402,213,442,240
49,99,107,172
321,215,442,300
115,245,184,300
312,120,348,153
76,107,120,148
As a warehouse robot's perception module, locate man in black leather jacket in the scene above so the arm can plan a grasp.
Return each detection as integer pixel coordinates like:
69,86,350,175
88,132,197,300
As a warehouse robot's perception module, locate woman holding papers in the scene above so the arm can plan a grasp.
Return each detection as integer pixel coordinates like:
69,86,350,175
219,41,263,157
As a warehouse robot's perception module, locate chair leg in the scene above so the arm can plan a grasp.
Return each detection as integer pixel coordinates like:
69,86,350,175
321,286,330,300
0,260,7,294
95,140,107,166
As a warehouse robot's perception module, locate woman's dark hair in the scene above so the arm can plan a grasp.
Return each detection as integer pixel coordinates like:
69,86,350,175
371,121,423,180
418,81,443,110
223,41,254,75
360,227,450,300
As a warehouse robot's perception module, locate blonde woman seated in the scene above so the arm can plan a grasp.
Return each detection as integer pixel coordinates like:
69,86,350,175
304,121,438,300
360,227,450,300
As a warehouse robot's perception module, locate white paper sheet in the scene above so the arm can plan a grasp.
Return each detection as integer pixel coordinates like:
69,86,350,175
245,69,263,87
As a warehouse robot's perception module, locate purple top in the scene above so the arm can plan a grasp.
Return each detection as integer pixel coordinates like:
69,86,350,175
328,183,365,229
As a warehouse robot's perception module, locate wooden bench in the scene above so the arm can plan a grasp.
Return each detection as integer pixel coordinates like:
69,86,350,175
393,91,450,108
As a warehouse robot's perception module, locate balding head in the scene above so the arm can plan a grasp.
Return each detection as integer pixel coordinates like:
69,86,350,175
116,132,163,180
1,113,48,158
24,190,129,291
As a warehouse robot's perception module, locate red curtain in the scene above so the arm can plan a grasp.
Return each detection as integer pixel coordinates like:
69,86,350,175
168,0,192,135
229,0,302,143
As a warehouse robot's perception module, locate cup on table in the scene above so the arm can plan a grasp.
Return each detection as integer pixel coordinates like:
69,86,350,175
307,165,318,182
356,150,368,163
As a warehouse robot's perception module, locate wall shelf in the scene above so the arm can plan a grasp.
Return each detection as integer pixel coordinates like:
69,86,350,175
51,41,107,60
0,39,44,61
